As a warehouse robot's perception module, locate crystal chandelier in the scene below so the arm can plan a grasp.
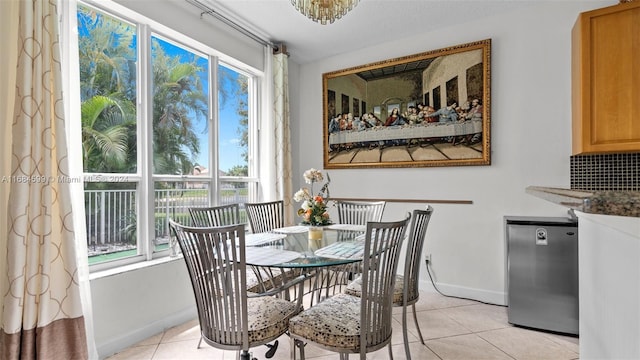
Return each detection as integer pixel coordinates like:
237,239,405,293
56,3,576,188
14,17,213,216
291,0,360,25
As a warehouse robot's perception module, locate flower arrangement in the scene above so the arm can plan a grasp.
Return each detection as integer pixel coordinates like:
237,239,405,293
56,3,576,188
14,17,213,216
293,168,332,226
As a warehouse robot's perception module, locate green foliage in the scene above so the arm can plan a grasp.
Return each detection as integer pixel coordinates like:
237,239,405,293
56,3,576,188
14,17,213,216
78,4,206,176
121,210,138,243
226,165,248,188
78,4,137,174
151,40,206,175
226,165,248,177
77,5,136,100
235,77,249,163
81,95,132,172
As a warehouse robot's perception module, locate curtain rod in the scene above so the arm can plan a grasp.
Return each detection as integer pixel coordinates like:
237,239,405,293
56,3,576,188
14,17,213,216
185,0,280,52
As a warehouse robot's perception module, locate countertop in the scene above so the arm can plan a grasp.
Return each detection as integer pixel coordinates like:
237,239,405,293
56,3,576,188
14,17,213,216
526,186,640,218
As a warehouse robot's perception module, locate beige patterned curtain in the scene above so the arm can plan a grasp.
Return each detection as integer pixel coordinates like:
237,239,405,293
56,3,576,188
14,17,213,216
272,48,294,226
0,0,19,347
0,0,89,358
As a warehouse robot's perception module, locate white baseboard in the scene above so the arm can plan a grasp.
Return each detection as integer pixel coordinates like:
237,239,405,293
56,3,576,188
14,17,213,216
419,279,507,306
97,307,197,359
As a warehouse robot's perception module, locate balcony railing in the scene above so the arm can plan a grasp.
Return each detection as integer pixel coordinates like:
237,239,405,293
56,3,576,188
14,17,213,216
85,187,248,258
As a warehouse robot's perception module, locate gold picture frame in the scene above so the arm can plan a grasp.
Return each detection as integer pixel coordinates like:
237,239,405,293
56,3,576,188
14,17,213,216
323,39,491,169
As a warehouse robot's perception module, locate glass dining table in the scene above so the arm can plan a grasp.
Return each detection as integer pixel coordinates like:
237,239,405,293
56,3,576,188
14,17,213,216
244,224,366,267
243,224,366,304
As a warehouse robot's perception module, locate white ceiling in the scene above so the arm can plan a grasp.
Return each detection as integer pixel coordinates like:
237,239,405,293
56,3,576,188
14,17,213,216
190,0,539,64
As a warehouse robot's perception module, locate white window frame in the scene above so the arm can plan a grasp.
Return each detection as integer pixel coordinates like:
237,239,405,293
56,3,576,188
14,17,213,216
67,0,263,272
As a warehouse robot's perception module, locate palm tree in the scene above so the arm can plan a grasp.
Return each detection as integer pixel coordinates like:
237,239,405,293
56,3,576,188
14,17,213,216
78,4,137,174
81,95,131,172
152,44,206,175
234,76,249,165
79,7,207,176
77,4,136,100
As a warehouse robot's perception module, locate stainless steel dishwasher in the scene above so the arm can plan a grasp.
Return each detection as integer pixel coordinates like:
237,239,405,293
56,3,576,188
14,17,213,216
505,215,579,335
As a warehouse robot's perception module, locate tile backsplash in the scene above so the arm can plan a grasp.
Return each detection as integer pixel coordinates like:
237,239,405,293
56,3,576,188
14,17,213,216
571,153,640,191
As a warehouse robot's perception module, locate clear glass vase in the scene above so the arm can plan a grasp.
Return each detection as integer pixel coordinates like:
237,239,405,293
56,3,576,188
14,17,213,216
308,225,324,252
308,226,324,240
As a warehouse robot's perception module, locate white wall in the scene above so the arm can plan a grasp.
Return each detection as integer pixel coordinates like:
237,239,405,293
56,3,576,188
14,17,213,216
291,0,614,304
90,259,196,358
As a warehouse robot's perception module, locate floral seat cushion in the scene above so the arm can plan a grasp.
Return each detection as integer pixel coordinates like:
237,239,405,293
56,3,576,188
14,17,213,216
288,293,363,351
238,295,300,346
344,275,415,305
201,294,300,348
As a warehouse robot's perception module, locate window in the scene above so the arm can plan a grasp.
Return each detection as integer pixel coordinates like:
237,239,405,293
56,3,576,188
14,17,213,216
75,2,259,270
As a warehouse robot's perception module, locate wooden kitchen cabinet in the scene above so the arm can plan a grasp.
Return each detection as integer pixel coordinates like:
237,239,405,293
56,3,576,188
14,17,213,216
572,1,640,155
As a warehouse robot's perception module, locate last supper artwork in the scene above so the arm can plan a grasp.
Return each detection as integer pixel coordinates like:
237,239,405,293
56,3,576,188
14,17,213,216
323,39,491,169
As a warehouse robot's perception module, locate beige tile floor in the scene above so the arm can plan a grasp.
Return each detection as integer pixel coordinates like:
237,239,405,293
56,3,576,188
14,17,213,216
106,291,579,360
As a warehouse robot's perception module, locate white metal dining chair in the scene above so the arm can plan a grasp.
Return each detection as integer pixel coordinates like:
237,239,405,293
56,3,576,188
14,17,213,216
327,200,387,294
289,214,411,360
335,200,386,241
169,220,302,360
345,206,434,359
244,200,285,233
189,203,241,228
188,203,288,295
243,200,305,302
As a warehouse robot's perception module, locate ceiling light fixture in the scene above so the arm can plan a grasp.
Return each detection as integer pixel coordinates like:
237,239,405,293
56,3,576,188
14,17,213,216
291,0,360,25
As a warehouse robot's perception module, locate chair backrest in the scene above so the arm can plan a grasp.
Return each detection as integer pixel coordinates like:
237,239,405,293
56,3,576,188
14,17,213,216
244,200,284,233
403,206,434,305
189,203,241,227
169,220,249,350
336,200,386,225
359,213,411,353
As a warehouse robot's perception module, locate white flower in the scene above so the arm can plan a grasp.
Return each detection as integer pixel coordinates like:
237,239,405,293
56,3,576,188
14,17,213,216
293,188,309,202
294,168,332,226
303,168,323,184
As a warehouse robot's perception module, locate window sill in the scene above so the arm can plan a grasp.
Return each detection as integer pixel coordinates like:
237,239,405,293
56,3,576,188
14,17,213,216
89,255,184,281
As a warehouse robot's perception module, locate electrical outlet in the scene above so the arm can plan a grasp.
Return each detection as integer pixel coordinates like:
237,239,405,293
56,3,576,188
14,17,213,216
425,253,432,264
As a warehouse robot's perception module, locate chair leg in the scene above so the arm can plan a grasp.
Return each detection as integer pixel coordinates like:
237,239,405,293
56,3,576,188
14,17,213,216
197,336,202,349
412,303,425,344
387,342,394,360
240,350,251,360
402,304,412,359
290,337,296,360
292,338,306,360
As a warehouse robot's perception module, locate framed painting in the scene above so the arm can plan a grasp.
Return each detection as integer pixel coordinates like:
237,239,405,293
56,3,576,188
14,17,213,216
323,39,491,169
